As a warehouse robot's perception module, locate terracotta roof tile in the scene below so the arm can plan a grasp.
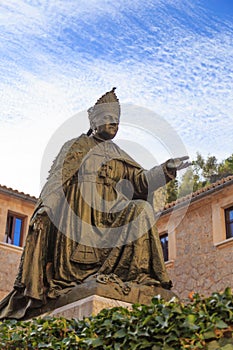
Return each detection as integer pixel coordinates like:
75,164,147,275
0,184,37,201
163,175,233,211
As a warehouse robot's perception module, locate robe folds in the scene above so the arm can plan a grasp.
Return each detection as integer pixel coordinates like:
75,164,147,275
0,134,174,319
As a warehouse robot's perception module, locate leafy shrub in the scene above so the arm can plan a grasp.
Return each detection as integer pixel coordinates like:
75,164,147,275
0,288,232,349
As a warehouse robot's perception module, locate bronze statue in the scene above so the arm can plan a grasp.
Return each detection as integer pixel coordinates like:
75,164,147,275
0,88,189,319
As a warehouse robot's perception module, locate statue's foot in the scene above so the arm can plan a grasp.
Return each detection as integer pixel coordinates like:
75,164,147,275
160,280,173,290
134,274,161,286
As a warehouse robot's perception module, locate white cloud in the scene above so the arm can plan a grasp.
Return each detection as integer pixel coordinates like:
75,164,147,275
0,0,233,195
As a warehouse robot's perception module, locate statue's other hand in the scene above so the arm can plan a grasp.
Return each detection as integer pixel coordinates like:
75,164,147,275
166,156,191,171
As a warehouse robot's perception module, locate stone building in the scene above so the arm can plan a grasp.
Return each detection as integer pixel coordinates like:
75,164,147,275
157,175,233,299
0,185,37,300
0,176,232,301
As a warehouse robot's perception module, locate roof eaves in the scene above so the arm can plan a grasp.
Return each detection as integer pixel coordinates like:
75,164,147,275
160,175,233,216
0,185,38,203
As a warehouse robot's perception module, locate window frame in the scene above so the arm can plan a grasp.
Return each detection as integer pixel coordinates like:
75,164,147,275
212,190,233,248
160,232,169,262
225,205,233,240
5,211,26,247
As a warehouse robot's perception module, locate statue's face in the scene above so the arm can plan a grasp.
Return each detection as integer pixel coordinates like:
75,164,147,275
96,123,119,140
95,115,119,140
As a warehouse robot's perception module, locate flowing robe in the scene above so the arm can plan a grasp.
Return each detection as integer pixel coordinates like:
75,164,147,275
0,134,174,319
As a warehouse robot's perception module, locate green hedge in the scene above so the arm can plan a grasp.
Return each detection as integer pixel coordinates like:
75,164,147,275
0,288,232,349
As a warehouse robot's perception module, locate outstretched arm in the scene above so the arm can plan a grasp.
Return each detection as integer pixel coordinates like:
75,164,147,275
145,156,191,192
124,156,191,198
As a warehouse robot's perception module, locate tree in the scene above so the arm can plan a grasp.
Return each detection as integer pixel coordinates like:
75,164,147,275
218,154,233,178
192,152,218,183
166,179,178,203
152,153,233,205
166,152,233,203
178,168,201,198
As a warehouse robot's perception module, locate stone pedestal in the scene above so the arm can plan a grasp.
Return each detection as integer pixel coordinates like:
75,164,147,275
36,278,177,320
46,295,132,319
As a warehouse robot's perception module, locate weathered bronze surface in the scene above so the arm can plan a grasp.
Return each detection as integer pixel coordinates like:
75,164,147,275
0,89,189,320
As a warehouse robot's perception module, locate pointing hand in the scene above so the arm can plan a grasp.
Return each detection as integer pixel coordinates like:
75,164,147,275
166,156,191,171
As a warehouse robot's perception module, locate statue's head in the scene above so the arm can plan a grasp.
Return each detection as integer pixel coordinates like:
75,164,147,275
87,87,120,140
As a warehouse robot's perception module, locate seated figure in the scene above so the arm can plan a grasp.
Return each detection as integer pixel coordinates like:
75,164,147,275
0,88,189,319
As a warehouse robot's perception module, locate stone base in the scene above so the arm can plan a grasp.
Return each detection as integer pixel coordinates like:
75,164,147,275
33,279,177,320
46,295,132,319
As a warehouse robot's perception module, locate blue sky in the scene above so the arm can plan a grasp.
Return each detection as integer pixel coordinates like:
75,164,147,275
0,0,233,196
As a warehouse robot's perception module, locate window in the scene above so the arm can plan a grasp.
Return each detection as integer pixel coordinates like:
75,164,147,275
4,212,25,247
212,191,233,246
225,206,233,239
160,232,168,262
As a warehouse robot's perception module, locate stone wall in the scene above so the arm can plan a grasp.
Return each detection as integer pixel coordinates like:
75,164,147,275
0,243,22,299
158,184,233,300
0,188,36,298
